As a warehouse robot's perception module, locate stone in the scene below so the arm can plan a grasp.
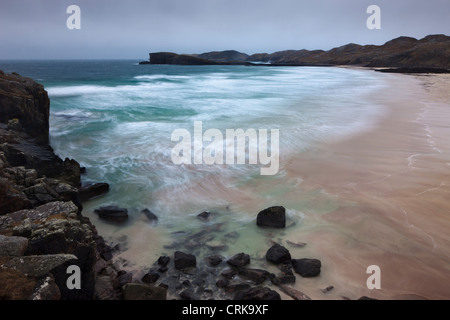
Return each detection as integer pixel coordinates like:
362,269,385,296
179,288,198,300
256,206,286,228
197,211,211,220
291,258,321,277
142,271,160,284
227,252,250,268
0,267,36,300
29,275,61,300
94,206,128,223
322,285,334,293
205,241,228,251
0,234,28,257
142,208,158,223
216,278,229,288
78,182,109,202
157,255,170,267
238,268,271,285
234,286,281,300
221,268,238,279
266,243,291,264
174,251,196,270
2,254,78,277
205,254,223,267
123,283,167,300
272,264,296,285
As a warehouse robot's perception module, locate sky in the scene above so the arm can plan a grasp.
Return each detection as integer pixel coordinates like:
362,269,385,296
0,0,449,59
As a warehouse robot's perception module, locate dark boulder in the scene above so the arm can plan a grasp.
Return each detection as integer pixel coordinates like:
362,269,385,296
271,264,296,285
256,206,286,228
238,268,271,285
141,208,158,223
174,251,196,270
197,210,211,221
157,255,170,267
205,254,223,267
78,183,109,202
94,206,128,223
291,258,321,277
266,243,291,264
142,271,160,284
227,253,250,268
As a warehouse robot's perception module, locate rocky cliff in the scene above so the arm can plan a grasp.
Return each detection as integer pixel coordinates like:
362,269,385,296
0,71,124,300
248,34,450,69
142,34,450,70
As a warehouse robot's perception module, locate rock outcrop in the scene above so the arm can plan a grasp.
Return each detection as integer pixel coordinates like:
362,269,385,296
142,34,450,70
0,71,50,145
0,70,121,300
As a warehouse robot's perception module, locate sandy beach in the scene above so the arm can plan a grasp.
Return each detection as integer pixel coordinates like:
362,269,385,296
283,72,450,299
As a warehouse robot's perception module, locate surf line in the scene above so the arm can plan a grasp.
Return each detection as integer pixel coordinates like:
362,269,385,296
171,121,280,175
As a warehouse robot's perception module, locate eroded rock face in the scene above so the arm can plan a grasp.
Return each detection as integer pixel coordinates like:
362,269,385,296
0,72,50,145
0,71,120,300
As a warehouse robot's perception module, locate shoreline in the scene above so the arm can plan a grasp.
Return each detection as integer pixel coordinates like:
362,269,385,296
283,73,450,299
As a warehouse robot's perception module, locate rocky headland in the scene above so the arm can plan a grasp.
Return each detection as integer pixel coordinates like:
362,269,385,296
140,34,450,72
0,71,121,300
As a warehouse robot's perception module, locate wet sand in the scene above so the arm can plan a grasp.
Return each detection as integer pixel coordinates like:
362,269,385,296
284,73,450,299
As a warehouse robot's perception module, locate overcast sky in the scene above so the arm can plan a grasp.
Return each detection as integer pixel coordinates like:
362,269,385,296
0,0,448,59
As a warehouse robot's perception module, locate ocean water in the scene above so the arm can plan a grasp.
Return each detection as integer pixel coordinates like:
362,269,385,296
0,60,390,269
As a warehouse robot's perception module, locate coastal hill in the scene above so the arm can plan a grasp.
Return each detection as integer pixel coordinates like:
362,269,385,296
140,34,450,70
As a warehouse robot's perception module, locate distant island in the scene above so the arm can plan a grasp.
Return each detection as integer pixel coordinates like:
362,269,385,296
140,34,450,72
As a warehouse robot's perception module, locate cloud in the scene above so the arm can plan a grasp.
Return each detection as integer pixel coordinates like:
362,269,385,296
0,0,448,59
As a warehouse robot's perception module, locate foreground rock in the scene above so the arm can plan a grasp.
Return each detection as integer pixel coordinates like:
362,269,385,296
0,71,50,145
266,243,291,264
0,234,28,257
291,258,322,277
0,71,122,300
3,254,77,277
227,252,251,268
174,251,197,270
256,206,286,228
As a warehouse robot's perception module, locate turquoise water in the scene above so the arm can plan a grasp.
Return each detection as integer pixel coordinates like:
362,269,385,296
0,60,389,264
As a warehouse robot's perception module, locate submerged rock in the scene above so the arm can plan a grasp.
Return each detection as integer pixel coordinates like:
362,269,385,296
94,206,128,223
238,268,272,285
174,251,197,270
256,206,286,228
141,208,158,223
227,253,250,268
78,183,109,202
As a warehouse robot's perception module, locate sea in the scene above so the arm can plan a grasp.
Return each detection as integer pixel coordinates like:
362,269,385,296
0,60,391,278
